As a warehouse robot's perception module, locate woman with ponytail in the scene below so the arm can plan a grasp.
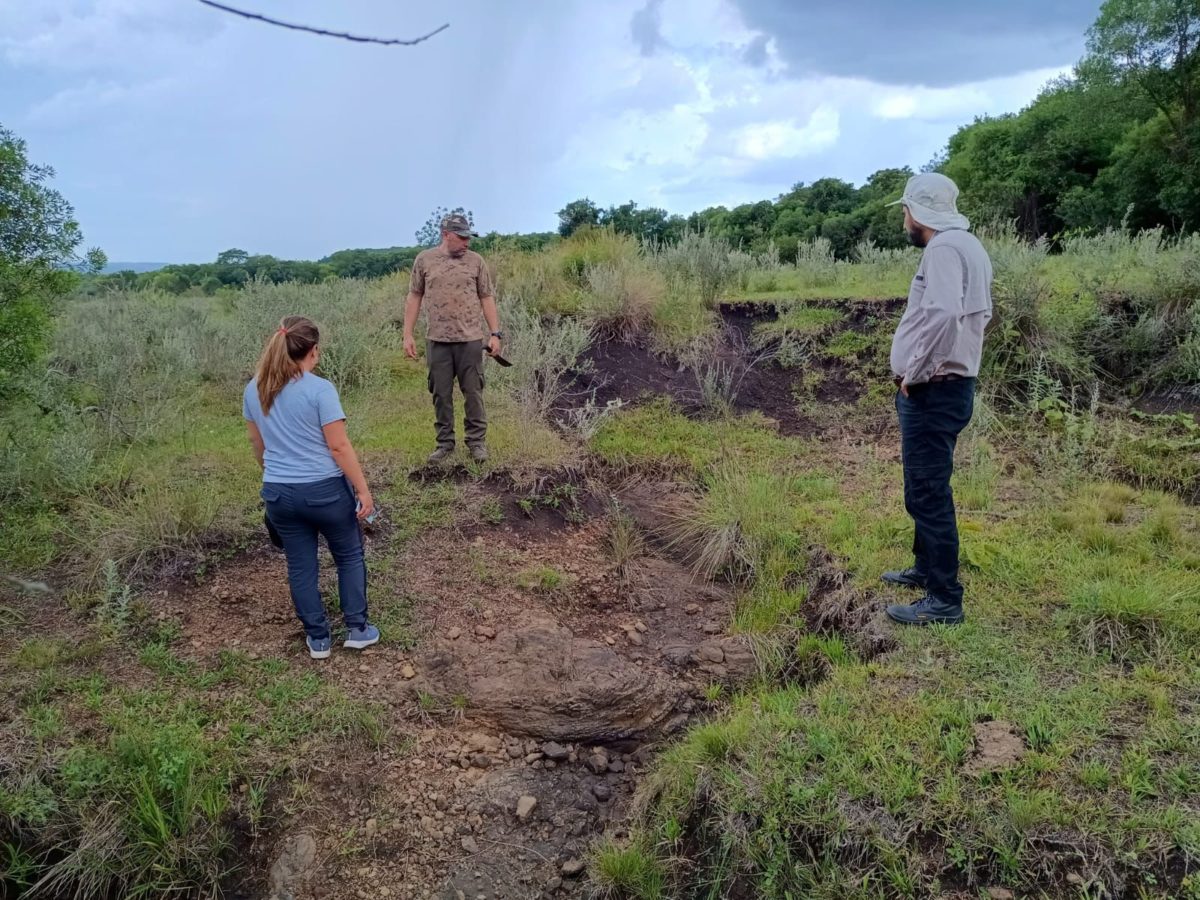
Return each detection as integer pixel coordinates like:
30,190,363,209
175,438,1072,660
243,316,379,659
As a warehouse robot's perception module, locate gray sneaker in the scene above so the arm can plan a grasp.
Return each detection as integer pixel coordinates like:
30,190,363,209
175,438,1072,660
469,445,489,463
344,624,380,649
428,446,454,465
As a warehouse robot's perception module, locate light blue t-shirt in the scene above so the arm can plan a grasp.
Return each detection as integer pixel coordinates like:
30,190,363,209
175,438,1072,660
243,372,346,483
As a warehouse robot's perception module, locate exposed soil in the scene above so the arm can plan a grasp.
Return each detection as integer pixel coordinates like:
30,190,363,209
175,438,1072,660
1129,387,1200,418
143,472,758,900
964,721,1027,777
559,299,905,437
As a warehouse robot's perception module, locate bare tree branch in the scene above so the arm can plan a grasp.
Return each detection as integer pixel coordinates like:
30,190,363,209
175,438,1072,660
196,0,448,46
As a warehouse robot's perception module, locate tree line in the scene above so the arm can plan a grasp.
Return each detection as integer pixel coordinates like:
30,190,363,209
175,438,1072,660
76,0,1200,296
5,0,1198,366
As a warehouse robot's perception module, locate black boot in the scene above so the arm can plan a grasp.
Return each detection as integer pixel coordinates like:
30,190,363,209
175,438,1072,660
881,567,927,589
885,595,964,626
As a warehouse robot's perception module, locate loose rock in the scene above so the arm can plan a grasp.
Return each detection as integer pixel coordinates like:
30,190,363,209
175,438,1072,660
516,795,538,821
541,741,570,761
696,643,724,664
268,833,318,900
561,859,586,878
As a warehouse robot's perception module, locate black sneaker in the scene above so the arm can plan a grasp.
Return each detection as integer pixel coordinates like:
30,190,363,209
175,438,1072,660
881,567,927,589
428,446,454,465
885,595,964,626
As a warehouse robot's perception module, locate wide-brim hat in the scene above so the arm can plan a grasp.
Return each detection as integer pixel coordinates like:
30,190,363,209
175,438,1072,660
888,172,970,231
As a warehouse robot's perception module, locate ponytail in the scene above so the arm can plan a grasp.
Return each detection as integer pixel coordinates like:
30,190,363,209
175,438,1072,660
255,316,319,414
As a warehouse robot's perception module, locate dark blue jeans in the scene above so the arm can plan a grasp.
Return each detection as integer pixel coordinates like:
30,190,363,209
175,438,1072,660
896,378,976,607
261,476,367,641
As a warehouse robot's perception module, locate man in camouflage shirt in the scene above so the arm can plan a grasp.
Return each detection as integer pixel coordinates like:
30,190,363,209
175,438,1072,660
403,213,502,464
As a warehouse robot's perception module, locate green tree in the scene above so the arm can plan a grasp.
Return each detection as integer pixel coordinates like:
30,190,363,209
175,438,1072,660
0,123,100,387
1088,0,1200,143
216,248,249,266
556,198,601,237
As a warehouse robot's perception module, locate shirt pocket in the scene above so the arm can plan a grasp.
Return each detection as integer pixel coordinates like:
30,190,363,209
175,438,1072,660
907,273,927,308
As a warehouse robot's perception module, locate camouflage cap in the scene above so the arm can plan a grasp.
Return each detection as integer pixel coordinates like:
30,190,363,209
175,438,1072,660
440,213,478,238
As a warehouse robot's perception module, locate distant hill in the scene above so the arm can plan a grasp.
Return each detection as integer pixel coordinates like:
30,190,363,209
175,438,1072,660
102,262,167,274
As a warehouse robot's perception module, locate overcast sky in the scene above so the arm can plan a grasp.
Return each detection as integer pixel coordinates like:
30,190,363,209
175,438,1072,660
0,0,1102,262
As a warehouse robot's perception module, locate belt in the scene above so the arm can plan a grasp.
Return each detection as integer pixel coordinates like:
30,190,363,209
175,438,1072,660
893,373,966,387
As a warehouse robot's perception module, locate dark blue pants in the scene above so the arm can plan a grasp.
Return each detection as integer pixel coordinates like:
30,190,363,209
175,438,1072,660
261,476,367,641
896,379,976,607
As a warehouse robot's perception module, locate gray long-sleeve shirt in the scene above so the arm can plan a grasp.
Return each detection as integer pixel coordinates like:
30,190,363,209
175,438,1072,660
890,228,993,385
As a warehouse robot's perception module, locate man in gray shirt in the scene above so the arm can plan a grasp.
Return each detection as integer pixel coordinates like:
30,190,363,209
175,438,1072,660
882,173,993,626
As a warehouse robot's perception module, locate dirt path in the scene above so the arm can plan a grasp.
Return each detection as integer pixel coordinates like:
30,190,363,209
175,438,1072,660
152,473,758,899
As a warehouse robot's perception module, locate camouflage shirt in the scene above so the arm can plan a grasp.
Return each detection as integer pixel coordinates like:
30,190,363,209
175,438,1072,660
410,247,495,343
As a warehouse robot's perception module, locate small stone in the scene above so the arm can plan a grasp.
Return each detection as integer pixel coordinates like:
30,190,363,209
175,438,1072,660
561,859,585,878
544,760,557,769
525,753,543,764
685,603,701,615
696,643,725,664
447,627,462,640
1067,873,1086,886
987,890,1015,900
475,625,496,639
634,621,648,633
515,795,538,821
400,663,416,679
585,752,608,775
605,635,616,646
471,754,492,769
541,742,569,761
607,760,625,773
592,782,612,802
365,818,378,837
544,876,563,891
462,836,479,854
507,745,523,759
625,630,644,647
702,622,721,634
378,888,391,898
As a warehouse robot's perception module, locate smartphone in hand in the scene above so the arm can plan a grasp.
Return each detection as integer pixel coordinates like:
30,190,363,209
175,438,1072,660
355,500,380,524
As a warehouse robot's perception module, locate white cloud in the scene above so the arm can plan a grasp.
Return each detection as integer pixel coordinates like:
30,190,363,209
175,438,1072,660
26,76,177,126
0,0,217,72
871,66,1071,122
732,108,839,160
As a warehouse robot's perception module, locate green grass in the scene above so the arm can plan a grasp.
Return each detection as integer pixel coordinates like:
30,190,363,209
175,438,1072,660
605,426,1200,896
727,267,912,303
4,234,1200,898
0,630,389,898
753,304,843,342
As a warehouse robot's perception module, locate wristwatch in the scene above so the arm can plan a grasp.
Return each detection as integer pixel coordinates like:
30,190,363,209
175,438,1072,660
490,331,504,339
